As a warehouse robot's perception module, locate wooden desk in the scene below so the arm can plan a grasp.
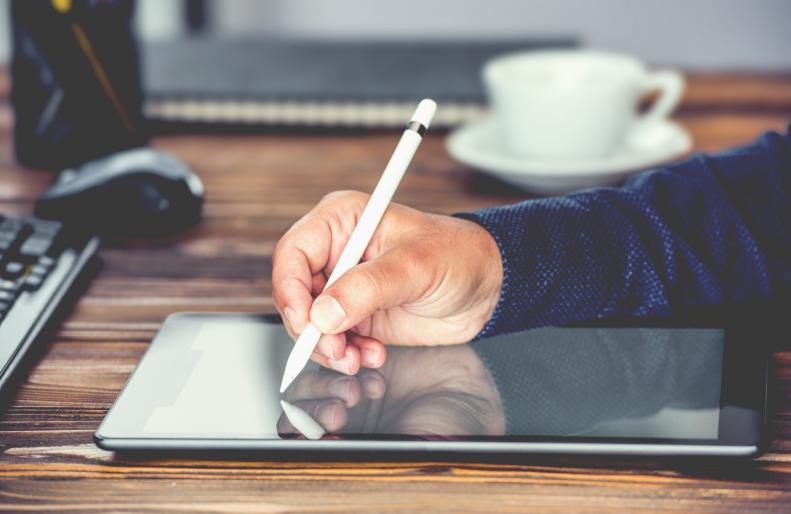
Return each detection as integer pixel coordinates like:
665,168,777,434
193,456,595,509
1,73,790,513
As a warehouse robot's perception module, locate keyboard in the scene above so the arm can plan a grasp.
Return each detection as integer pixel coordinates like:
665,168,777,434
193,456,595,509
0,213,99,395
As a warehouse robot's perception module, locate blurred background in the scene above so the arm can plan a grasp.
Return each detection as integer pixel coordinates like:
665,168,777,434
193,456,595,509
2,0,790,70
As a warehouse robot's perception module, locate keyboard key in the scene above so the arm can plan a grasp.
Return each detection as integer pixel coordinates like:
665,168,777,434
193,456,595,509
28,218,62,234
25,216,61,241
0,290,14,302
0,221,30,246
19,236,54,261
0,279,19,293
4,262,25,279
30,264,50,277
0,279,20,291
23,274,44,291
38,256,56,268
0,218,24,234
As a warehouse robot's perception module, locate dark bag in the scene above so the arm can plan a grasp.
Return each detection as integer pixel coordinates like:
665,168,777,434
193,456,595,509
11,0,147,170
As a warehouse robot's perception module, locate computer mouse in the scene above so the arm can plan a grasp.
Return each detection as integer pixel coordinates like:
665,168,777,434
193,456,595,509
35,147,204,236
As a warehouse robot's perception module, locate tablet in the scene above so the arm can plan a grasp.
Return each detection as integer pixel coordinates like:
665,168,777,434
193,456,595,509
95,313,767,457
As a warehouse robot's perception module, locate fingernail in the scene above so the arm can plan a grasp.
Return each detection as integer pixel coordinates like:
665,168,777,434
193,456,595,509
361,347,379,367
330,377,354,398
284,307,296,326
363,375,382,396
328,357,352,375
311,296,347,332
317,401,340,427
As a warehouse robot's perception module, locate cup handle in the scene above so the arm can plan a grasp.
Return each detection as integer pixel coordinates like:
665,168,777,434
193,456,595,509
637,70,685,127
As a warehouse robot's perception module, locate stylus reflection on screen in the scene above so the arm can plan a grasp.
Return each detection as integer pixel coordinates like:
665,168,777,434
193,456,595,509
280,400,326,440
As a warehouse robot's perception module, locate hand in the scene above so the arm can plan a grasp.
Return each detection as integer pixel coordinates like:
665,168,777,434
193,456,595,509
277,344,505,438
272,191,503,375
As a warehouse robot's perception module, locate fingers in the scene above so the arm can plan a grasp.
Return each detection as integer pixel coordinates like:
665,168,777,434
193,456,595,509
310,334,360,375
311,272,328,296
328,339,361,375
273,192,370,358
302,334,362,375
284,368,385,405
273,215,346,360
285,369,362,407
302,324,385,372
273,192,356,334
315,333,346,361
275,190,421,369
273,243,321,337
313,332,384,375
348,333,386,369
356,368,386,400
277,368,387,437
309,247,423,336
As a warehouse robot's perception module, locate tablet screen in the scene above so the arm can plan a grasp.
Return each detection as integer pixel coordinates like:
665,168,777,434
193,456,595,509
98,314,730,444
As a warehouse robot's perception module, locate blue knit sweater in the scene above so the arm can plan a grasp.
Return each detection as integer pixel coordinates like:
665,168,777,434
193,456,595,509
458,124,791,339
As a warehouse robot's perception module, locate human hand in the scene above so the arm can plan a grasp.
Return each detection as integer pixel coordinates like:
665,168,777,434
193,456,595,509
272,191,503,375
276,344,505,438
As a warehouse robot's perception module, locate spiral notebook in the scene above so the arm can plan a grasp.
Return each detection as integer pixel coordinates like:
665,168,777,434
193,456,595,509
142,37,575,129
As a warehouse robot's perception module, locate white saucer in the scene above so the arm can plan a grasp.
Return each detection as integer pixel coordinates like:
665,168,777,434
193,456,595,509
446,118,692,194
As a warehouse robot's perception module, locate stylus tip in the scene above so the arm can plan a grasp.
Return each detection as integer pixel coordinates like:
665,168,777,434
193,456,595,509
279,373,293,393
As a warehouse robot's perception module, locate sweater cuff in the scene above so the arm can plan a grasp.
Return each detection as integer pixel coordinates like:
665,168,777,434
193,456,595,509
454,210,514,340
455,190,666,340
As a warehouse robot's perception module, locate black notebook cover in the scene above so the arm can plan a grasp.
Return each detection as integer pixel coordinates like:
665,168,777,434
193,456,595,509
142,37,576,129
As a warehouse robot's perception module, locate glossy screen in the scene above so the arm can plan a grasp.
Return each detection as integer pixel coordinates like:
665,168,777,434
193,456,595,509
98,315,724,442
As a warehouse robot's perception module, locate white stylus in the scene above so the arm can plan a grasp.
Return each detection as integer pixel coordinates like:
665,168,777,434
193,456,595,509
279,400,326,440
280,98,437,393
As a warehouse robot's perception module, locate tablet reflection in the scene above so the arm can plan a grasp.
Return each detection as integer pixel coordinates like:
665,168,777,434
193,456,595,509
277,341,504,440
277,327,723,440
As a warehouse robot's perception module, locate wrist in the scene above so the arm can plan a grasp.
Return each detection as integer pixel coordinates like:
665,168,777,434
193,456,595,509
447,215,503,339
472,219,504,326
451,211,508,341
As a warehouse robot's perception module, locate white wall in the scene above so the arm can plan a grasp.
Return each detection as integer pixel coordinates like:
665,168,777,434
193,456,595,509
0,0,789,71
212,0,791,71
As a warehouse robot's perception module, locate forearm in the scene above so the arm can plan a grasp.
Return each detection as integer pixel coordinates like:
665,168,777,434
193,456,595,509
458,125,791,338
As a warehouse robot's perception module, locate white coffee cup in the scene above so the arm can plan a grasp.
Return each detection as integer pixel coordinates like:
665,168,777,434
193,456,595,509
483,50,684,159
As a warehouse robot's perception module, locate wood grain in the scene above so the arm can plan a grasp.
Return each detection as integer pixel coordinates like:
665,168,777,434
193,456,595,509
0,72,790,513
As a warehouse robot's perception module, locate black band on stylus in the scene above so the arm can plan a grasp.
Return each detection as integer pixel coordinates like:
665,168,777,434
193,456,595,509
407,121,427,137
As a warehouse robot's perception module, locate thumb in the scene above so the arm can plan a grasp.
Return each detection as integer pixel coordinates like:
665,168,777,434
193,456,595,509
310,249,421,335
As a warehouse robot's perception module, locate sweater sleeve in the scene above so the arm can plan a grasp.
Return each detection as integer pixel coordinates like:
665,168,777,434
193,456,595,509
456,125,791,339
